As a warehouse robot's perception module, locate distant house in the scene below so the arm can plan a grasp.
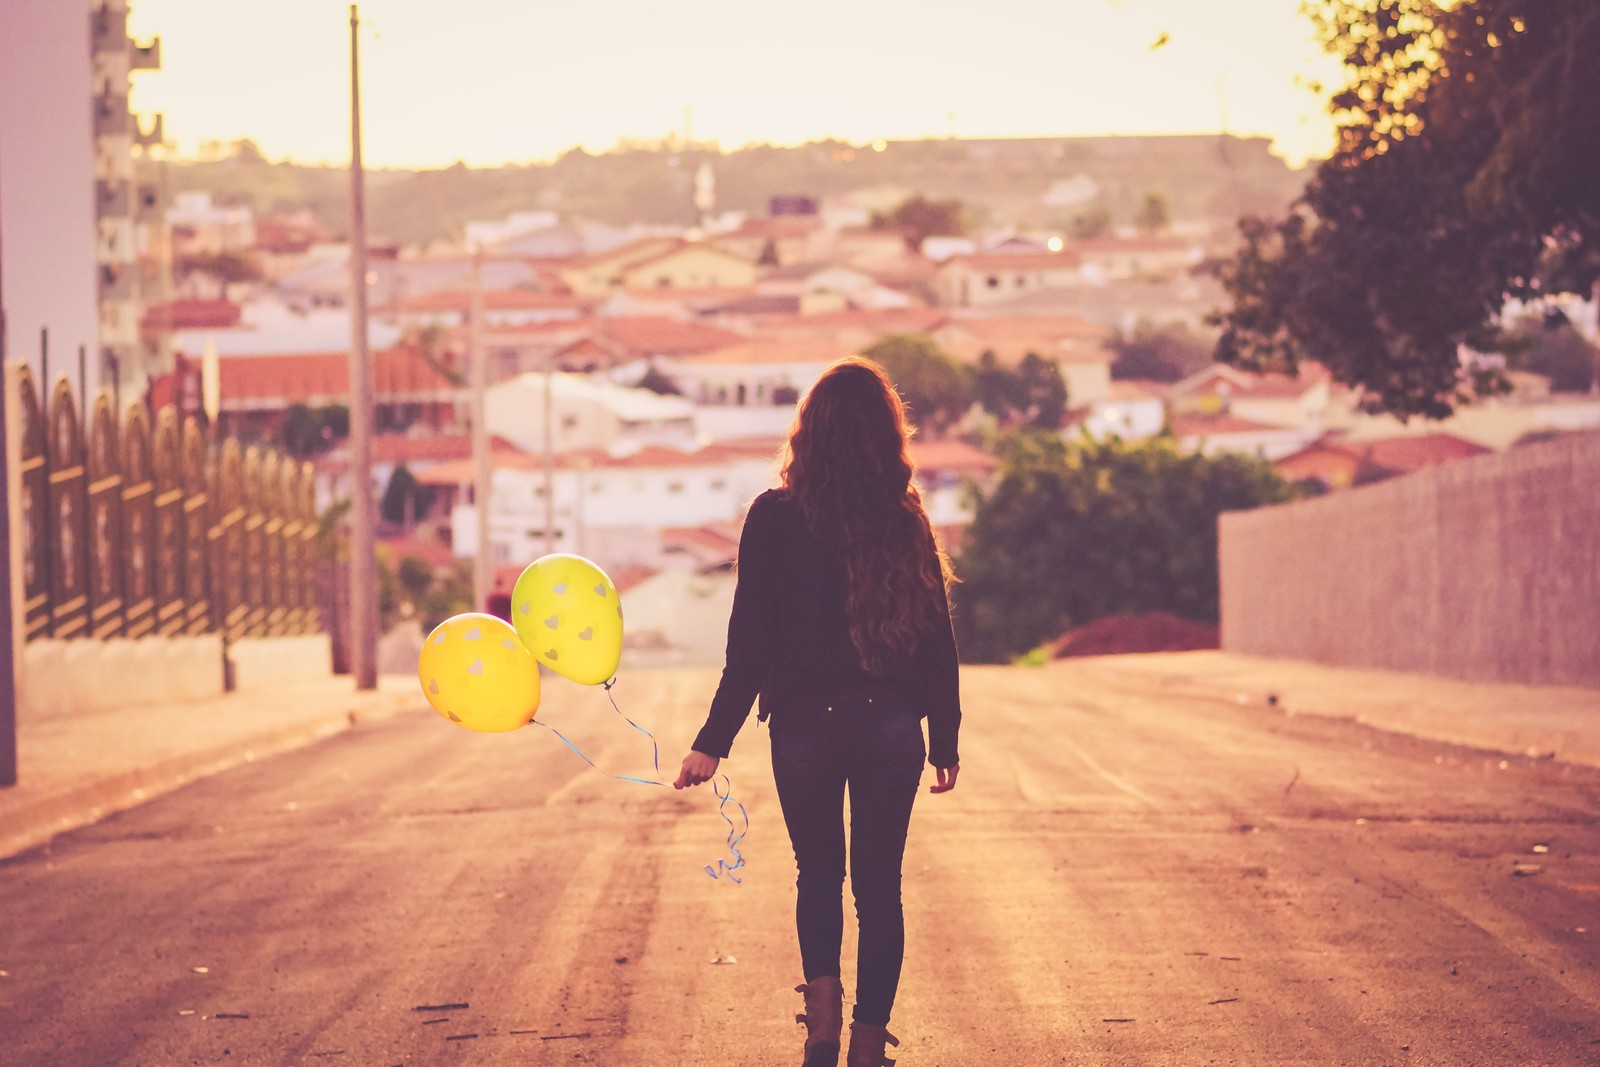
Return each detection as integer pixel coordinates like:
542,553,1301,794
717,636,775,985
706,215,823,266
1169,363,1332,434
910,438,1000,543
1170,412,1313,460
619,242,759,293
932,252,1083,308
558,236,683,295
665,338,854,440
484,372,697,454
1064,236,1202,282
1275,432,1494,490
1071,379,1169,442
418,438,783,571
932,315,1115,406
150,346,458,439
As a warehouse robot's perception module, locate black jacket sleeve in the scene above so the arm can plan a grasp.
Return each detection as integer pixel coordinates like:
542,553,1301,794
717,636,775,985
921,594,962,768
691,493,779,758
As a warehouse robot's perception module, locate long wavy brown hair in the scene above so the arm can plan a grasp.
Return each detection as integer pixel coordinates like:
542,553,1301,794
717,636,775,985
780,356,955,674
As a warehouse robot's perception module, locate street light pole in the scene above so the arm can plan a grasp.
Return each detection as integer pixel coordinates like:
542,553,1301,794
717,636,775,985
470,247,492,609
346,4,377,690
0,148,17,786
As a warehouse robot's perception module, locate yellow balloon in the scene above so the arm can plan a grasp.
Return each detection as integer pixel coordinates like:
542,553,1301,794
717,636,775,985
512,554,624,685
417,613,540,732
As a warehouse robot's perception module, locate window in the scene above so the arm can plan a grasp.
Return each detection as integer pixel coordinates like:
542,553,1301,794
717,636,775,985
986,276,999,288
710,478,726,491
562,414,579,430
667,481,684,494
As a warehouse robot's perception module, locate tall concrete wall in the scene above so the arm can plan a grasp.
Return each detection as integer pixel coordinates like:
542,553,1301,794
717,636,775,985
1219,432,1600,686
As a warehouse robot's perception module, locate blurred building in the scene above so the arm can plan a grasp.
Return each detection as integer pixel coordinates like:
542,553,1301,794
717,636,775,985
0,3,101,378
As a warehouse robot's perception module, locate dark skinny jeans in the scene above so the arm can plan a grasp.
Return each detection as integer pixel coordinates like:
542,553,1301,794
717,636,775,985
770,693,924,1026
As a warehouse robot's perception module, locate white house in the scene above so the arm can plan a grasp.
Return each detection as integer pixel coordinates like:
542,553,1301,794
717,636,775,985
484,372,696,454
665,338,853,441
1074,380,1169,442
1170,363,1333,435
1170,412,1314,460
425,439,782,571
932,252,1084,308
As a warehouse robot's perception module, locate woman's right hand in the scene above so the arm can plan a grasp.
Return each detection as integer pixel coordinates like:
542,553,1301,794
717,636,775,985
929,764,960,794
674,750,721,789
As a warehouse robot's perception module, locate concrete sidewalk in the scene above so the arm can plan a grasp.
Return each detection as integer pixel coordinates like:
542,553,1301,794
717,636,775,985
0,674,422,859
1070,650,1600,769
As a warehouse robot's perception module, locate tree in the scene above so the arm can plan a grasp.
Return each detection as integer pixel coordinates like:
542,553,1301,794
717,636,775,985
953,434,1294,662
872,194,966,251
1014,353,1069,429
861,335,974,435
177,250,264,302
380,465,433,527
1068,207,1112,239
1109,323,1215,382
973,351,1024,424
1134,192,1171,235
1211,0,1600,419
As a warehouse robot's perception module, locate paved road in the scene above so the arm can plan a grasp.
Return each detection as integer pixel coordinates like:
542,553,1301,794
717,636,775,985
3,663,1599,1066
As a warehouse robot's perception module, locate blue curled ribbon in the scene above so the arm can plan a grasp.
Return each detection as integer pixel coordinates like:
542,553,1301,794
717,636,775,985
704,773,749,884
529,677,748,883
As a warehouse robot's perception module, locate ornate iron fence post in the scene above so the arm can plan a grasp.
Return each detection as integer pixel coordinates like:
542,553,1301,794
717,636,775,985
86,393,124,638
46,379,88,639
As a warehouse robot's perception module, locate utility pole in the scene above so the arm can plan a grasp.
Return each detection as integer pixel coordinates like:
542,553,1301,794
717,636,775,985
543,355,555,554
470,247,492,609
346,4,377,690
0,150,17,786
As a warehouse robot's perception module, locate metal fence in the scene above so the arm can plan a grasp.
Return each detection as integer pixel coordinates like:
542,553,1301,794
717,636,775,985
13,365,320,642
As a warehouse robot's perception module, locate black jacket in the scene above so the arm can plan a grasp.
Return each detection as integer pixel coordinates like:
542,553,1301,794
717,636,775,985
691,489,962,767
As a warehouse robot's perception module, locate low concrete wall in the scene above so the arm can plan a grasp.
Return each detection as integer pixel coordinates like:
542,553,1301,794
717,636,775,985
20,635,227,722
229,634,333,692
1220,432,1600,686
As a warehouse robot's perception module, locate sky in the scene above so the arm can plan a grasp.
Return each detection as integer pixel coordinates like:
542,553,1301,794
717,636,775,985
126,0,1348,169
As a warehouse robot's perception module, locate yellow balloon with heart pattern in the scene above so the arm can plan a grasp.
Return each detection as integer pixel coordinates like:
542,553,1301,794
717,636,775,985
512,554,623,685
417,612,541,732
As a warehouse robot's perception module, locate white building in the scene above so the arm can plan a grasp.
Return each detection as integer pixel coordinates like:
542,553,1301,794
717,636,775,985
426,439,782,571
485,372,697,454
666,338,852,441
1074,380,1169,442
1,2,103,385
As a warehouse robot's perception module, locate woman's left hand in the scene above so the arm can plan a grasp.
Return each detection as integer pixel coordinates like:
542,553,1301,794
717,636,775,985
674,750,721,789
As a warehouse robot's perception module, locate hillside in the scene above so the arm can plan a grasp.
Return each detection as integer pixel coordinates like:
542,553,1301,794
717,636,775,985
149,133,1309,247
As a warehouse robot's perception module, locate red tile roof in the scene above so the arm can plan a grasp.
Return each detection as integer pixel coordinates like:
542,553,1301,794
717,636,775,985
219,347,456,406
141,298,242,331
414,438,783,485
678,338,857,366
1170,413,1294,437
1063,236,1194,255
595,316,746,356
401,289,593,313
1351,433,1493,474
1175,363,1330,400
941,252,1082,273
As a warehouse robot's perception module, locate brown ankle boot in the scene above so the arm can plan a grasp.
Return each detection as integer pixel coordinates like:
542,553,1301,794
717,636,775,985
794,976,843,1066
846,1021,900,1067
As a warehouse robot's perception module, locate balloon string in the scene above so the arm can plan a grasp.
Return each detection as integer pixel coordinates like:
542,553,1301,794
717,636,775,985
604,677,664,785
704,773,749,884
531,678,749,884
532,718,667,787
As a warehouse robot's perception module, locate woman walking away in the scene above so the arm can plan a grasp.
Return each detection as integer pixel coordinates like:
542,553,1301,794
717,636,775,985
674,356,963,1067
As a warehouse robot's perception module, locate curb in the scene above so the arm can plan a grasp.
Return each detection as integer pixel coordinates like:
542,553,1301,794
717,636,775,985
0,686,418,861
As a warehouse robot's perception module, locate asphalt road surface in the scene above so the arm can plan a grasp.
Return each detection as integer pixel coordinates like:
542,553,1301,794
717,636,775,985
4,663,1599,1066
